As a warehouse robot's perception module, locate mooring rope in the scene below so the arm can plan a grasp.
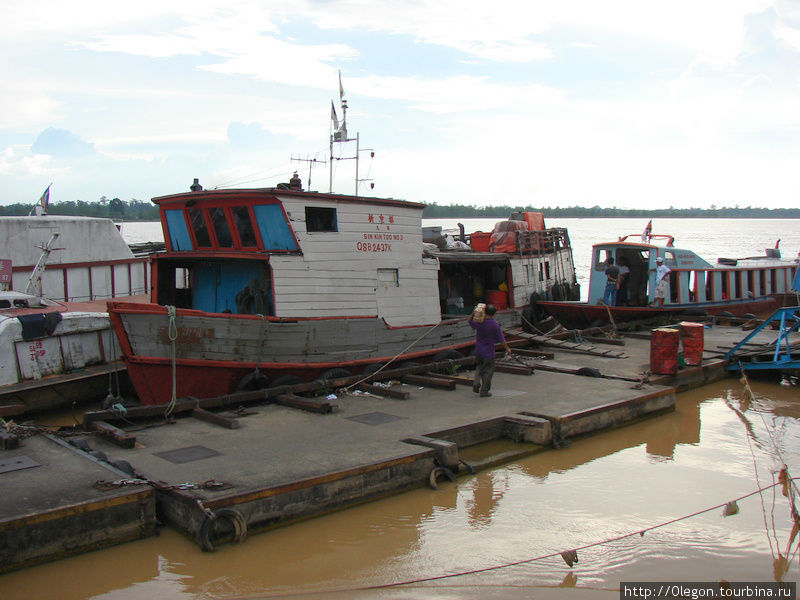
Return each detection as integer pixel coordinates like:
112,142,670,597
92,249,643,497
235,478,799,600
166,305,178,419
343,319,446,394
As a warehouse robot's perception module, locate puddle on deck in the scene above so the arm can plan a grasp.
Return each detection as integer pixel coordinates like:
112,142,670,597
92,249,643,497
1,377,798,599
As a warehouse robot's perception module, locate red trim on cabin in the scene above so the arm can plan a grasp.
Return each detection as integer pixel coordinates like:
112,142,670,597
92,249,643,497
159,209,172,252
10,257,148,271
152,188,426,211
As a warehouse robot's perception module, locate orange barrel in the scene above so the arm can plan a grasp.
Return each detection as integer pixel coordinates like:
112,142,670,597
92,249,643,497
680,321,705,366
485,290,508,310
650,327,680,375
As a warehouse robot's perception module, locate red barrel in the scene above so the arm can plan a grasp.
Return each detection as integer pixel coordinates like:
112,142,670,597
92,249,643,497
470,231,491,252
650,328,680,375
680,321,704,366
486,290,508,310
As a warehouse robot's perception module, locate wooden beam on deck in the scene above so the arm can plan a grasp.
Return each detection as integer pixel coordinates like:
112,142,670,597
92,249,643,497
91,420,136,449
0,430,20,450
192,408,240,429
511,348,555,359
354,383,411,400
273,394,335,414
401,374,457,389
0,404,26,418
495,363,534,376
425,373,475,386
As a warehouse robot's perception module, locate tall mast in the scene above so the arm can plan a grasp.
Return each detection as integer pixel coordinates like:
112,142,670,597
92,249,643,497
329,71,374,195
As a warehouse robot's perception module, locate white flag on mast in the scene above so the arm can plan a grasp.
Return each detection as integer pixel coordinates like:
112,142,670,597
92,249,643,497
331,101,339,130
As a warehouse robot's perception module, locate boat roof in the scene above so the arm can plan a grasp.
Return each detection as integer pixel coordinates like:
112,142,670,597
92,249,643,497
152,187,426,211
426,248,512,263
0,215,134,265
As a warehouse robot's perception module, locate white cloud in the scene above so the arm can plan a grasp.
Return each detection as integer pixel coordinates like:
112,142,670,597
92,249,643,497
1,0,799,208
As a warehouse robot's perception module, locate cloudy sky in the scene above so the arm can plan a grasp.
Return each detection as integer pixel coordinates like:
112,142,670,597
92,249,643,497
2,0,799,209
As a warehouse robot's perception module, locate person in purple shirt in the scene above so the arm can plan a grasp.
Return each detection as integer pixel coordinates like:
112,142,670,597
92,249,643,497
468,304,511,397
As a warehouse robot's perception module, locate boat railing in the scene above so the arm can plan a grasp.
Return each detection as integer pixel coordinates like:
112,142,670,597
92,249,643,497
617,233,675,246
653,263,798,304
515,228,571,256
9,256,151,302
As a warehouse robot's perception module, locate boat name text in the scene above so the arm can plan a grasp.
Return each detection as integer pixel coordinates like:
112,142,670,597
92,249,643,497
28,340,46,361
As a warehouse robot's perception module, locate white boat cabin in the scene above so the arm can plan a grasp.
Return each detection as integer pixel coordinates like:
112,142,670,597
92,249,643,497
0,216,149,302
588,234,797,306
151,183,578,327
154,186,441,327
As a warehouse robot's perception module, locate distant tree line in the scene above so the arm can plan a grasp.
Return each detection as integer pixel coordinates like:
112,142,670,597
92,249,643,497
1,198,797,220
422,203,800,219
0,197,160,220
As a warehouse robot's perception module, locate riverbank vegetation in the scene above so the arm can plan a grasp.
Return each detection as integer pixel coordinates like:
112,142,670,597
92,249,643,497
1,198,798,220
422,204,800,219
0,198,159,219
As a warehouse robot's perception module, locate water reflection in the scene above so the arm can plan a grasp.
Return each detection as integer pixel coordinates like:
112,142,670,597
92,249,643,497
1,379,798,599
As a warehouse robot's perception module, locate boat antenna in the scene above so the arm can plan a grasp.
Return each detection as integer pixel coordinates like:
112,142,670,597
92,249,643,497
25,232,62,297
329,70,375,195
290,154,325,191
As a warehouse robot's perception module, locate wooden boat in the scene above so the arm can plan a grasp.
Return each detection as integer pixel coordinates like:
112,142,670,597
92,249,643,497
536,232,799,330
108,181,579,405
0,215,151,412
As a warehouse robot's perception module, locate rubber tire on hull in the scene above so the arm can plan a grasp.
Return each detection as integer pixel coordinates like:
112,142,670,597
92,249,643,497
270,374,304,388
317,368,351,381
236,369,270,392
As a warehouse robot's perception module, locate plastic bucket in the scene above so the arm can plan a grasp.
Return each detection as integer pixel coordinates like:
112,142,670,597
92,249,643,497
470,231,491,252
650,327,679,375
680,321,704,366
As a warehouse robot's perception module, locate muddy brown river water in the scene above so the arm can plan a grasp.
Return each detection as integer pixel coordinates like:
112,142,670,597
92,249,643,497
2,376,798,599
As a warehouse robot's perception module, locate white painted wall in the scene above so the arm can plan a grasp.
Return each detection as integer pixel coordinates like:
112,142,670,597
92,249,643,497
272,197,441,325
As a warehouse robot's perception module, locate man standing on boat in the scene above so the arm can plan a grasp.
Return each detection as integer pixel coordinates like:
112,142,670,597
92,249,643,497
652,256,671,308
603,257,620,306
616,257,630,306
468,304,511,397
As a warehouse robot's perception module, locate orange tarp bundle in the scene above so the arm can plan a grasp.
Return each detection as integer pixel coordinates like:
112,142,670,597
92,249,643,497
490,220,528,253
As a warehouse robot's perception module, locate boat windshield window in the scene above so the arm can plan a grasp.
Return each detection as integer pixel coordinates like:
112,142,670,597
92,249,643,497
232,206,257,247
209,207,233,247
663,251,677,267
594,248,614,269
306,206,337,232
188,208,211,247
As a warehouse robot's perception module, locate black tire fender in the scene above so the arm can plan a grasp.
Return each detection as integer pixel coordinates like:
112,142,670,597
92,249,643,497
575,367,602,378
429,466,456,490
196,508,248,552
236,369,270,392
